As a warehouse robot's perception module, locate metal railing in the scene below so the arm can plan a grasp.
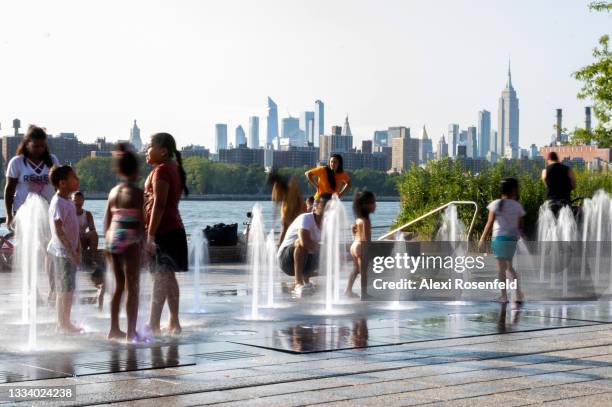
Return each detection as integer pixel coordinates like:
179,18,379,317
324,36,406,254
377,201,478,241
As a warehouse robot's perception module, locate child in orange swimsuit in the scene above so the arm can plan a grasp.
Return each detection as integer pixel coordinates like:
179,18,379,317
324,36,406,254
104,143,144,342
345,191,376,299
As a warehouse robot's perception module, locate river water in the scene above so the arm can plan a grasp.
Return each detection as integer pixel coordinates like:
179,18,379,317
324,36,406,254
0,199,401,239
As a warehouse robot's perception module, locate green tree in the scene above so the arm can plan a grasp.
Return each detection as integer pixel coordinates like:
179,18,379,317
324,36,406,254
571,2,612,147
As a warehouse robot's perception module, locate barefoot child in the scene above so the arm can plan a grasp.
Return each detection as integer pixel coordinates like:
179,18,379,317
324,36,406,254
73,191,98,267
479,178,525,304
345,191,376,299
104,143,144,341
47,165,81,333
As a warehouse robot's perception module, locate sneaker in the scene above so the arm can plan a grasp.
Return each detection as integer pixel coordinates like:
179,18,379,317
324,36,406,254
292,284,305,298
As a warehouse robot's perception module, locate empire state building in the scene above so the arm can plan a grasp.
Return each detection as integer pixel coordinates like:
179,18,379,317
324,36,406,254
497,62,519,157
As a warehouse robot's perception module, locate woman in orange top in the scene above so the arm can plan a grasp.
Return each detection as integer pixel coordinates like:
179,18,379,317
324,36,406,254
305,154,351,199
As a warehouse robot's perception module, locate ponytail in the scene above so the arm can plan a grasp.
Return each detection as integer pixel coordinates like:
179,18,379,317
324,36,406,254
174,150,189,197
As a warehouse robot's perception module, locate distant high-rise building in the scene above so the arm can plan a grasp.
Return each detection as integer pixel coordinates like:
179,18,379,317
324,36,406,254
235,125,246,147
419,125,433,163
342,116,353,137
266,97,279,147
448,124,459,157
129,120,142,151
529,144,539,159
467,126,477,158
215,123,228,153
391,132,419,172
477,110,490,157
388,126,410,140
457,144,467,159
300,111,314,145
249,116,259,149
314,100,324,147
458,130,468,156
319,125,353,162
555,108,563,144
373,130,388,148
437,134,448,159
497,61,519,155
585,106,592,132
281,116,302,146
489,130,498,158
361,140,373,154
12,119,20,137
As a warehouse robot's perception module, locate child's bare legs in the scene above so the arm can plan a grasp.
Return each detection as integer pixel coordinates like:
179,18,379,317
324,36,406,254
124,245,140,340
345,254,360,298
497,259,509,302
148,270,168,334
108,253,126,339
56,291,79,332
166,272,181,334
506,260,523,302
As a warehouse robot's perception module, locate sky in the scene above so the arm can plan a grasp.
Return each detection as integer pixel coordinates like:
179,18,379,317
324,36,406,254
0,0,610,149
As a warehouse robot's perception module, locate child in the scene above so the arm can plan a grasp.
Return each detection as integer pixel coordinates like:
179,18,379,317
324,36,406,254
104,143,144,341
305,196,315,212
72,191,98,267
345,191,376,299
479,178,525,304
47,165,81,333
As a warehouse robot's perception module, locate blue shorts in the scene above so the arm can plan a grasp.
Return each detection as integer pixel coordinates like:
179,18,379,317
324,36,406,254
492,236,517,259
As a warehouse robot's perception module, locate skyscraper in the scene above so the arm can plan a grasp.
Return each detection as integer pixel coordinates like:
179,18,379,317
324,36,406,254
497,61,519,156
215,123,227,153
448,124,459,157
235,125,246,147
388,126,410,139
419,125,433,163
477,110,490,158
437,134,448,158
266,97,278,147
467,126,477,158
489,130,498,159
249,116,259,149
342,115,352,137
373,130,389,148
314,100,324,147
281,116,302,146
129,120,142,151
300,111,314,145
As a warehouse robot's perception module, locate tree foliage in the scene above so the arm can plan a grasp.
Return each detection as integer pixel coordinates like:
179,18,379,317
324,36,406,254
571,3,612,147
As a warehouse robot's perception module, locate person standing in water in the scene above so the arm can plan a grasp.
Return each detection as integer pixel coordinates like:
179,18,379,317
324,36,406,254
72,192,98,267
144,133,189,335
305,154,351,199
104,143,144,342
541,151,576,216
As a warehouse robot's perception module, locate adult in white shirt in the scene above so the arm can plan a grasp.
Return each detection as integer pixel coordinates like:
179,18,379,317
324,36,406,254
4,125,60,227
277,192,332,297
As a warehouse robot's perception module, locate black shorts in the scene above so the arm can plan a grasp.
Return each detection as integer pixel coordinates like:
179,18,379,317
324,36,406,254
154,228,188,272
51,255,77,293
278,245,319,277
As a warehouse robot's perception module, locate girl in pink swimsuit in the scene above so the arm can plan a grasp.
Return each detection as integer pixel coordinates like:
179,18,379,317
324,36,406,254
103,143,144,342
345,191,376,299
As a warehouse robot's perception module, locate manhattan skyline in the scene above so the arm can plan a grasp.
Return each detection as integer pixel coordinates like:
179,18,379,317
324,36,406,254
0,0,609,149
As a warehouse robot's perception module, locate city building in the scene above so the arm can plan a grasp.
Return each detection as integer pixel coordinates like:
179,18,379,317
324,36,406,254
300,111,314,146
48,132,80,164
342,151,388,171
281,116,302,146
419,125,433,163
235,125,246,148
477,110,490,158
467,126,477,158
248,116,259,149
391,133,419,172
388,126,410,140
342,116,352,137
448,124,459,158
437,135,448,159
129,120,142,151
539,145,612,163
490,130,498,158
457,144,467,159
585,106,592,132
319,125,353,162
529,144,539,160
314,100,324,147
219,145,264,166
373,130,389,148
215,123,228,153
504,144,519,160
497,61,520,156
2,135,23,171
361,140,373,155
271,146,319,168
181,144,210,159
266,97,279,147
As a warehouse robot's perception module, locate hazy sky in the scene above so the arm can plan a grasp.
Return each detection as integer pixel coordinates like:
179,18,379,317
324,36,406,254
0,0,609,149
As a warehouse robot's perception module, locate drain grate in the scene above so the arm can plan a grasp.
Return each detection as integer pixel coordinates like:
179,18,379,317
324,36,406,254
190,350,262,361
74,359,157,374
0,370,26,383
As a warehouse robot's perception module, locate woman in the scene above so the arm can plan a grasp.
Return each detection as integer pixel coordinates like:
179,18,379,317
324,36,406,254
144,132,188,335
305,154,351,199
268,169,306,246
4,125,60,227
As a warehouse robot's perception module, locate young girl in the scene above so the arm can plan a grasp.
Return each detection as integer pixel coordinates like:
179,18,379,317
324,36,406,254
480,178,525,304
345,191,376,299
104,143,144,341
144,133,189,335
